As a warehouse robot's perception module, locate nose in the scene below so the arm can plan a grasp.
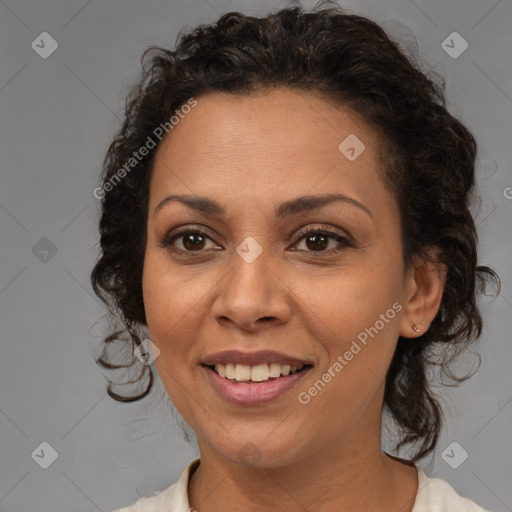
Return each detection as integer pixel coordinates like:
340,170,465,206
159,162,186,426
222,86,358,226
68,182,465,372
211,248,292,332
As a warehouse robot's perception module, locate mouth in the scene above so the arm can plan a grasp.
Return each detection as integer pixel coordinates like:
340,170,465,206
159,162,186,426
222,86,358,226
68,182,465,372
200,349,314,404
201,362,313,383
200,356,314,405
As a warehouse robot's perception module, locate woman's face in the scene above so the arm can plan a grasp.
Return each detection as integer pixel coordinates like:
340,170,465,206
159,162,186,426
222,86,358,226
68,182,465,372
143,88,415,468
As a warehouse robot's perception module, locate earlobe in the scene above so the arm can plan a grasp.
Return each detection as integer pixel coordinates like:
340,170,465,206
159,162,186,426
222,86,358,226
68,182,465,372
399,250,447,338
409,320,425,333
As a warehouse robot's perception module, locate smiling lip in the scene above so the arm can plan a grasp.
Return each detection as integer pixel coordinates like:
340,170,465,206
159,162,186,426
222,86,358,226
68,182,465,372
201,349,311,367
200,350,313,405
201,364,312,405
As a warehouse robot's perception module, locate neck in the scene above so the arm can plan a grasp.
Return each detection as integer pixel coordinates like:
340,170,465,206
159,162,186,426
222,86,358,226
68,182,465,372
188,431,418,512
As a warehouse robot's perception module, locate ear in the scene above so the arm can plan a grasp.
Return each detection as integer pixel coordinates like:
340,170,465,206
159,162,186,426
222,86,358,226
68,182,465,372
399,248,447,338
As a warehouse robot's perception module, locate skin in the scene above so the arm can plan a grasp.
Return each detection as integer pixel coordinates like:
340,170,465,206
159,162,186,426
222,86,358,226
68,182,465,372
142,88,446,512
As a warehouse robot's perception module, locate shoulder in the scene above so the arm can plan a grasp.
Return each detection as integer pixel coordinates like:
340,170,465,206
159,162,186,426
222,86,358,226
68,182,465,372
110,458,200,512
111,482,179,512
413,468,490,512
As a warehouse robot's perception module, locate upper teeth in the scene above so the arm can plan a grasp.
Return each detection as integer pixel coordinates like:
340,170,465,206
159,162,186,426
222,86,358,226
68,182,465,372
215,363,304,382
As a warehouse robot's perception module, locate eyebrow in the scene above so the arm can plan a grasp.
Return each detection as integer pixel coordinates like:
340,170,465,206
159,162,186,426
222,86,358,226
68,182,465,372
153,193,373,220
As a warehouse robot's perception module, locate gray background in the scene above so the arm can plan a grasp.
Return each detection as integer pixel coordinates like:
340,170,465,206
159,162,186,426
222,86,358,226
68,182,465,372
0,0,511,510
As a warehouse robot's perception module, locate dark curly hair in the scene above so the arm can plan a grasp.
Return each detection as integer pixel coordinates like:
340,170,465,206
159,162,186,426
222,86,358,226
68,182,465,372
90,3,498,462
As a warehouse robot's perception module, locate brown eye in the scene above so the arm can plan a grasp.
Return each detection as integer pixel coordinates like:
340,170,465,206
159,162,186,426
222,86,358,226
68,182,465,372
304,234,329,251
182,233,207,251
292,226,353,254
162,229,218,252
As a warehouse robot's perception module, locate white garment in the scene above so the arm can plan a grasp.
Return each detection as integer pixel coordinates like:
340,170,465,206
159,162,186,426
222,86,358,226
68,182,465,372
111,458,489,512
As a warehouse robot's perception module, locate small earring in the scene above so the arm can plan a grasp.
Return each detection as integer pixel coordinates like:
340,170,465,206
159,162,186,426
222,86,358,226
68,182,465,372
410,321,420,333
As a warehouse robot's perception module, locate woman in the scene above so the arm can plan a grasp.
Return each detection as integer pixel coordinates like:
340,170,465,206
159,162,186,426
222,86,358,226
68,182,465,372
91,5,498,511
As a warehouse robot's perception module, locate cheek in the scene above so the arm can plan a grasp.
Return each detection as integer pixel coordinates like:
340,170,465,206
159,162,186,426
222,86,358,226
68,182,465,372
143,250,199,325
295,261,403,405
298,262,401,338
142,253,185,354
142,251,217,372
142,255,200,408
299,287,402,420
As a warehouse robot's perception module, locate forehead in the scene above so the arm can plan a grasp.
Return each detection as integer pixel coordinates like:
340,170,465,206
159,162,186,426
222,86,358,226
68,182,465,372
150,88,395,219
156,88,379,157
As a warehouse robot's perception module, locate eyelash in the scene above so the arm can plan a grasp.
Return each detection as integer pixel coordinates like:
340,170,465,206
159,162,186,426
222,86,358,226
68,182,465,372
160,224,354,257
